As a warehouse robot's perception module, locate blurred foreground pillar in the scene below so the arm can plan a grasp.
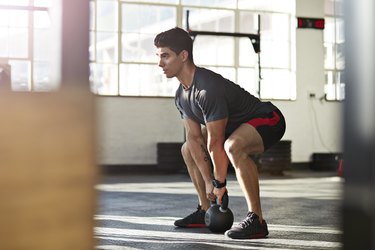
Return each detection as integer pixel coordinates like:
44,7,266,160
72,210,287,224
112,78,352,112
0,90,97,250
343,0,375,249
0,0,97,249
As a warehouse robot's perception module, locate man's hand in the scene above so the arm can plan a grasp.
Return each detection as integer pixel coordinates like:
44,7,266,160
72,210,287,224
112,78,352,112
213,187,228,205
206,181,216,202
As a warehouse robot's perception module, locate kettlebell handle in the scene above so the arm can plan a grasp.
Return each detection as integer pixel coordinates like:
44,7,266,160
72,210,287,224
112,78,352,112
211,192,229,212
220,192,229,212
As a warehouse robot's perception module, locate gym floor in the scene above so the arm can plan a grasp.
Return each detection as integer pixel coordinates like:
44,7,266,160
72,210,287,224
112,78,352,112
94,169,343,250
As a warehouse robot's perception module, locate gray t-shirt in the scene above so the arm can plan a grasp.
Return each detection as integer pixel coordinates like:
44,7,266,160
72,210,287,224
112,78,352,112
175,67,276,134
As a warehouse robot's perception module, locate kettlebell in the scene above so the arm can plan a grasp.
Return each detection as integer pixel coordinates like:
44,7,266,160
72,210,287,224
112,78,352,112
204,192,234,233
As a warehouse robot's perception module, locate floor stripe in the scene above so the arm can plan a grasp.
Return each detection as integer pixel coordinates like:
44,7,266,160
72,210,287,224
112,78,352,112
96,177,343,200
95,227,342,249
95,215,342,235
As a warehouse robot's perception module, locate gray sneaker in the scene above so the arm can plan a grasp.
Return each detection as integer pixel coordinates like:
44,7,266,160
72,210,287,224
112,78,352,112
225,212,269,239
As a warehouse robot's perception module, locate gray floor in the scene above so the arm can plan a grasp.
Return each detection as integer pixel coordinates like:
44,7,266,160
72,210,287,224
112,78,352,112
94,170,343,250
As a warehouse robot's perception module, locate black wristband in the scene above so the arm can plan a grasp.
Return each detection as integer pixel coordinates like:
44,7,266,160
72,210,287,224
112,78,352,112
212,179,226,188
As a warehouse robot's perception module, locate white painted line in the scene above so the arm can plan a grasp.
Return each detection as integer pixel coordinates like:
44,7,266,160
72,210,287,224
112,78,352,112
95,215,342,235
95,227,342,249
95,177,343,200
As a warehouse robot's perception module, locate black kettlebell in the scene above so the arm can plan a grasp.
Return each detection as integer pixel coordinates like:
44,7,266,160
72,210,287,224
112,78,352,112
205,192,234,233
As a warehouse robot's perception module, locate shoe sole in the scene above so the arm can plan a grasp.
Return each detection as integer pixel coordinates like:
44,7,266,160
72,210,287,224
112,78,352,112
225,232,268,239
175,224,207,228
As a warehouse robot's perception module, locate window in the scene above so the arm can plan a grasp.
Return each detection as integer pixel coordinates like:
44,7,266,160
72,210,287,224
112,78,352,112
0,0,56,91
0,0,295,99
120,3,177,96
324,0,345,101
90,0,296,100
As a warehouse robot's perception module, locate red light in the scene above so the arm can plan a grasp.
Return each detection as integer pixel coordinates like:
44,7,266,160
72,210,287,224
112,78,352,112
298,18,304,28
297,17,325,30
314,19,325,29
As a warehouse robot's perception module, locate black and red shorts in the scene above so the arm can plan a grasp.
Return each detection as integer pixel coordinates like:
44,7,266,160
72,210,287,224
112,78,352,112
246,109,286,151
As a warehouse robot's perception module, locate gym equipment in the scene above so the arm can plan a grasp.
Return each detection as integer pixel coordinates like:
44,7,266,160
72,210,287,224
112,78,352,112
310,153,343,171
205,192,234,233
186,9,262,96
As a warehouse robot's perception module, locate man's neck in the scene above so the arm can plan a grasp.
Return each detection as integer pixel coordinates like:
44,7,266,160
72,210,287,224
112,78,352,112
177,64,196,90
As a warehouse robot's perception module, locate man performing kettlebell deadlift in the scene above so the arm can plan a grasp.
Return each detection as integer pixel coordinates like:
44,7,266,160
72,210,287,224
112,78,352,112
154,27,286,239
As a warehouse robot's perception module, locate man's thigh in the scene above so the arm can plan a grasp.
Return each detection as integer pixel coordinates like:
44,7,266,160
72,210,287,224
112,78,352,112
227,123,265,155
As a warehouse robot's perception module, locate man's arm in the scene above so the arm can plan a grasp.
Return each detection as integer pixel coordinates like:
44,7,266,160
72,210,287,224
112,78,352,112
183,118,214,195
206,118,229,203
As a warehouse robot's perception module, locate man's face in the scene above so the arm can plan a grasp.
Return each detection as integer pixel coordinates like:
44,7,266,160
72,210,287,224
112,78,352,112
156,47,183,78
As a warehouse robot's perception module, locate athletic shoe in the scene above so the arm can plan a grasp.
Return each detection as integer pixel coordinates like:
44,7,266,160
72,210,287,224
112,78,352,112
174,205,207,228
225,212,269,239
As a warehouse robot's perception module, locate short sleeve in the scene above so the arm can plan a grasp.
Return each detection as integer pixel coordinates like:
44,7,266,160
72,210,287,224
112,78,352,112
196,88,228,123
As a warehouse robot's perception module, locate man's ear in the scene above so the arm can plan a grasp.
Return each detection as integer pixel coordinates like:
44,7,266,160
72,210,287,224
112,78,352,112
180,50,189,62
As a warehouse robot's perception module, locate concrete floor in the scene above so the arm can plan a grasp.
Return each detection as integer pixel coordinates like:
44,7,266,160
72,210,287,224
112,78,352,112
94,170,343,250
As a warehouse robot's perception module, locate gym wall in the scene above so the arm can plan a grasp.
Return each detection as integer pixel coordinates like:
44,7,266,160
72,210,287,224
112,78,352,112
96,0,343,168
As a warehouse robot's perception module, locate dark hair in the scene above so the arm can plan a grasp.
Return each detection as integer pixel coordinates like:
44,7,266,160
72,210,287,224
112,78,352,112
154,27,194,62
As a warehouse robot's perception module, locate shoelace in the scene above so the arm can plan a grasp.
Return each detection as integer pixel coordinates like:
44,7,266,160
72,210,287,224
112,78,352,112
192,209,201,215
239,216,254,229
189,207,204,217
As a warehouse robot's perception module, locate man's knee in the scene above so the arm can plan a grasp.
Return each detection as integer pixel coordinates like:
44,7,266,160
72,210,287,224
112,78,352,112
224,137,259,169
181,142,189,158
224,138,242,159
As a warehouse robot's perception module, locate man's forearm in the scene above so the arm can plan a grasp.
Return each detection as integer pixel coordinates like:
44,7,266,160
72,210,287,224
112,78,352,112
186,137,213,183
205,118,228,184
208,140,229,183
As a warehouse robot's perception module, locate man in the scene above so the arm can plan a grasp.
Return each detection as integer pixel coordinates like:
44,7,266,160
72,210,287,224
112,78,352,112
154,27,286,239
